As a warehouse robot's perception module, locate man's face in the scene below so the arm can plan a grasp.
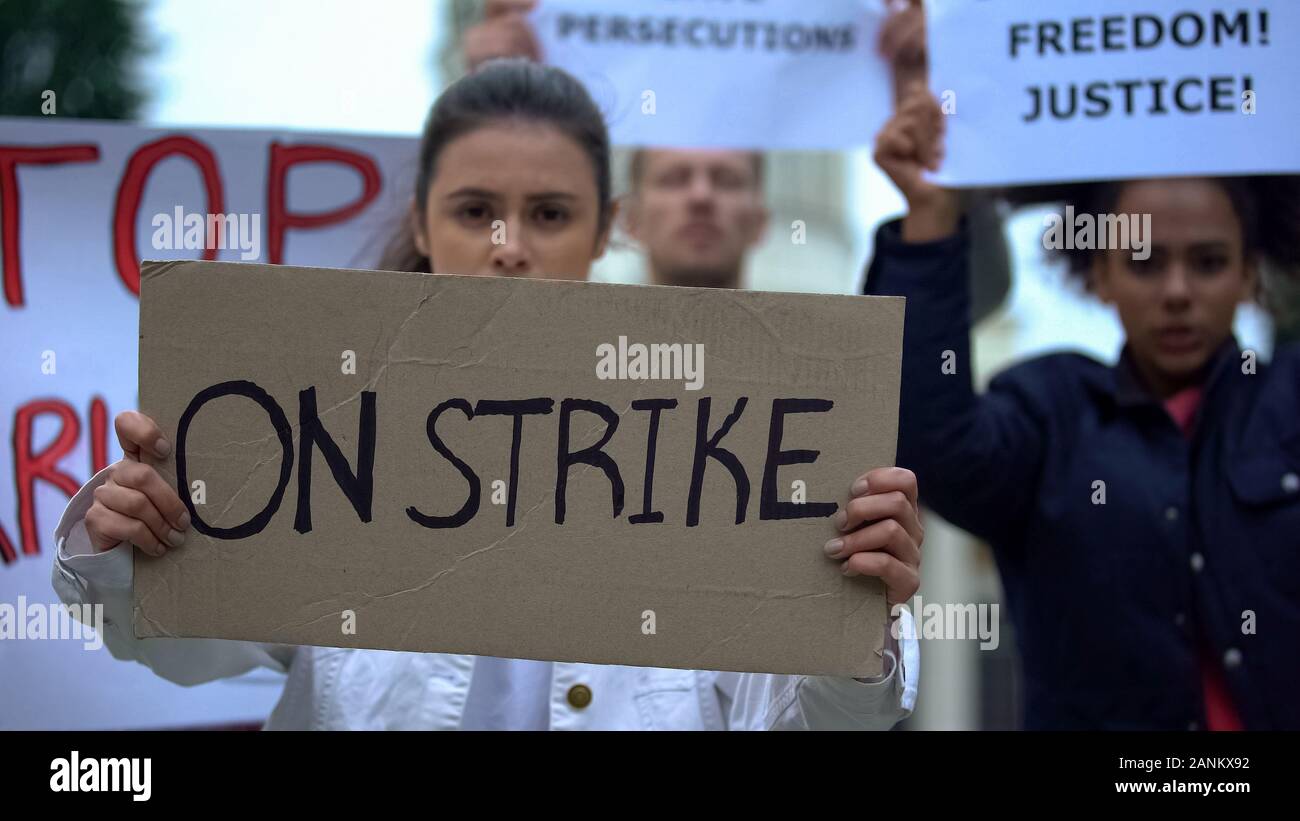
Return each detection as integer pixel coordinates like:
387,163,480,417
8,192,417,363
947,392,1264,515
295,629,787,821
625,149,769,288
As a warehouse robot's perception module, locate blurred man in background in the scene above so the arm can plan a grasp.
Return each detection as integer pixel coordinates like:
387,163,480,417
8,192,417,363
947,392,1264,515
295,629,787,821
619,148,768,289
462,0,1012,318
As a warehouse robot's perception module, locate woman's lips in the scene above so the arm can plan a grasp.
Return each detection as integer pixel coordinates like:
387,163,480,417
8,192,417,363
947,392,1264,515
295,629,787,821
1155,326,1200,354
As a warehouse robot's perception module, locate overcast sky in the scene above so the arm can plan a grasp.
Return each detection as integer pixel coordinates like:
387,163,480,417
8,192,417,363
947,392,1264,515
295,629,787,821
140,0,442,135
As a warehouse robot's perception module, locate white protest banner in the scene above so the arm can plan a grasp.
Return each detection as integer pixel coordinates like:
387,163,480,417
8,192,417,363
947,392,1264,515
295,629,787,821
0,117,416,728
531,0,892,150
929,0,1300,186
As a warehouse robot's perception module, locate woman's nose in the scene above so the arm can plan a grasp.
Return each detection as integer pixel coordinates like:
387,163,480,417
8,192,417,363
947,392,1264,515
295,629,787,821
1161,265,1192,304
489,222,532,276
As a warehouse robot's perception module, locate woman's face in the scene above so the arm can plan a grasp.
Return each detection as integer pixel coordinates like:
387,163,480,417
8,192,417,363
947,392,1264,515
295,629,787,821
414,122,612,280
1092,178,1256,396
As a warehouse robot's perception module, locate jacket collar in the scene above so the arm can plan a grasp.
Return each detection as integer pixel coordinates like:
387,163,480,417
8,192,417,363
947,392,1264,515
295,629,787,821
1087,337,1242,411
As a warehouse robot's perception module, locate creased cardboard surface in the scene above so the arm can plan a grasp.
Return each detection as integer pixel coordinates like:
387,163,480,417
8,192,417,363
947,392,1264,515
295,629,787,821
135,259,904,677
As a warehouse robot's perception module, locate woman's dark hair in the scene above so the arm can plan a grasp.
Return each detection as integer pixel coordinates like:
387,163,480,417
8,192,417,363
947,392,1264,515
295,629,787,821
999,176,1300,305
378,59,613,273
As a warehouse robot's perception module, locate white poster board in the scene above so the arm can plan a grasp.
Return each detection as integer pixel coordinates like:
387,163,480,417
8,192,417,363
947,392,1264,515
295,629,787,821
930,0,1300,186
533,0,893,150
0,117,417,729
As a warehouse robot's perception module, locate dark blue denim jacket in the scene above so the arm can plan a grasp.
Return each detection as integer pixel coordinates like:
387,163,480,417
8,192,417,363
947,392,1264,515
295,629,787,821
864,218,1300,730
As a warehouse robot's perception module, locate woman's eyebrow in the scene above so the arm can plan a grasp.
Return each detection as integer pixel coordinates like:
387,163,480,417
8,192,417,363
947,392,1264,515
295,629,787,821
444,187,502,200
443,188,578,201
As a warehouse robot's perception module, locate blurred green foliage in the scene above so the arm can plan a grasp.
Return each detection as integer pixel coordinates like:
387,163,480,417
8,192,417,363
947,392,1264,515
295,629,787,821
0,0,148,119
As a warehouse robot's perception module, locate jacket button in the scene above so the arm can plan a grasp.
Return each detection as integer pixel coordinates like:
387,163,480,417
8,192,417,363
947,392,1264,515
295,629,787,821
1187,721,1199,731
1189,553,1205,573
567,684,592,709
1283,472,1300,494
1223,648,1243,670
1173,612,1186,628
1164,506,1179,522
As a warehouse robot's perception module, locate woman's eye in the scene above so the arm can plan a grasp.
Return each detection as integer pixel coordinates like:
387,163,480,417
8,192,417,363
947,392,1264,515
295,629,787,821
1192,254,1229,275
533,204,570,225
456,203,492,225
1126,254,1161,276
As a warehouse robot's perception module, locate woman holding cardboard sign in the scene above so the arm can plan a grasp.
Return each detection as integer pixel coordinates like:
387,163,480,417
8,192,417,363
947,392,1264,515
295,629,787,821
50,60,921,730
867,85,1300,729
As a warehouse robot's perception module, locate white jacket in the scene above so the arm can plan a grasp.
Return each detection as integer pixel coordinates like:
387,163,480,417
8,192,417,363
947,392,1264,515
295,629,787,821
51,467,918,730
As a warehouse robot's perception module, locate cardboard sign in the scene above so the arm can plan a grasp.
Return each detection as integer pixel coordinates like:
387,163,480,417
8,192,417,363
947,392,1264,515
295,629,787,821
531,0,892,150
134,260,904,677
930,0,1300,186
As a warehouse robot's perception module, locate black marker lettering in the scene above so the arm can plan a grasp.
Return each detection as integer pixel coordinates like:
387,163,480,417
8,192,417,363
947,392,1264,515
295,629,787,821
176,380,294,539
760,399,838,521
474,398,554,527
407,399,480,529
294,387,376,534
555,398,624,524
629,398,677,525
686,397,750,527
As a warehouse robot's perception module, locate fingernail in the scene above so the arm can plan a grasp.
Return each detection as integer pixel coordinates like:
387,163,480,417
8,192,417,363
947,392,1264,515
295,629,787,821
155,439,172,457
824,538,844,557
177,511,191,530
833,509,848,531
851,477,870,496
166,529,186,547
